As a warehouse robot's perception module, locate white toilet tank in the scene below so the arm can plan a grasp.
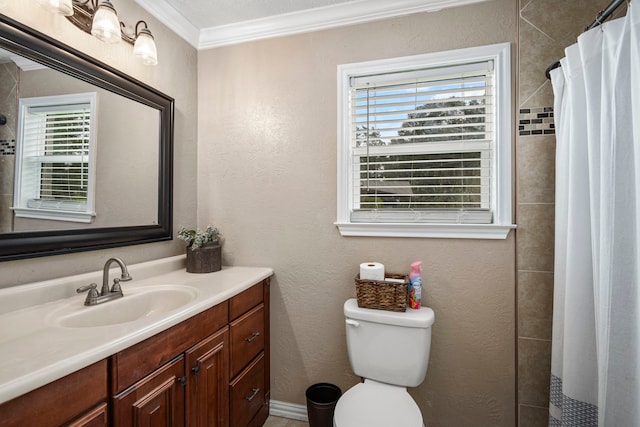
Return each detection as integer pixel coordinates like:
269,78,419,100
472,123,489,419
344,299,435,388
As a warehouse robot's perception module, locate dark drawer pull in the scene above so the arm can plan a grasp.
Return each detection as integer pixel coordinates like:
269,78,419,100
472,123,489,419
245,332,260,343
246,387,260,402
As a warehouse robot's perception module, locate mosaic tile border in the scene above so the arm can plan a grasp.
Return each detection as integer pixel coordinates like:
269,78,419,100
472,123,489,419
0,139,15,155
519,107,555,136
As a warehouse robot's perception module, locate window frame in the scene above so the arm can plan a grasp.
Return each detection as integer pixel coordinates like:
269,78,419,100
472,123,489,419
336,43,515,239
13,92,98,223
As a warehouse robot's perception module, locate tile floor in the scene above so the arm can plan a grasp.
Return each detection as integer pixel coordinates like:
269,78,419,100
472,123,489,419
264,416,309,427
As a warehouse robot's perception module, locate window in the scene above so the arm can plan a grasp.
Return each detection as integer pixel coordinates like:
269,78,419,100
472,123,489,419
336,43,514,239
13,93,97,223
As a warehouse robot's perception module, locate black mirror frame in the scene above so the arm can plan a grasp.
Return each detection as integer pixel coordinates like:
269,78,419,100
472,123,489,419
0,14,173,261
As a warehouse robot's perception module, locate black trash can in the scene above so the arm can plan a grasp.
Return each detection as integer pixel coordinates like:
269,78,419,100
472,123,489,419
306,383,342,427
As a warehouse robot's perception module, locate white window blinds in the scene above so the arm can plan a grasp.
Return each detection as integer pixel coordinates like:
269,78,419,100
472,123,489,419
14,93,97,223
349,60,495,224
23,104,91,209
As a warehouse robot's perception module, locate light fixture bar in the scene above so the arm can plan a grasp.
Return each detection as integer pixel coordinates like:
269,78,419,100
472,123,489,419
64,1,95,35
61,0,158,65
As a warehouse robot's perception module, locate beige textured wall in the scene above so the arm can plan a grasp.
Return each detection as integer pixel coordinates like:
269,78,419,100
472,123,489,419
0,1,196,287
197,1,518,425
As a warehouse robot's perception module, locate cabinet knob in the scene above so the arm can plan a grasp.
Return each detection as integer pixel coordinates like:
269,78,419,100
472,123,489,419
245,332,260,343
245,387,260,402
178,376,187,386
191,366,200,375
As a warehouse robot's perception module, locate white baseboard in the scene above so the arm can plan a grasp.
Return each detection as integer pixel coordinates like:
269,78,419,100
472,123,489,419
270,400,309,422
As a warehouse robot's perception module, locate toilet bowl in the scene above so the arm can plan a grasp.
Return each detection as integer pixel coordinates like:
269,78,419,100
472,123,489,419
333,299,434,427
333,380,422,427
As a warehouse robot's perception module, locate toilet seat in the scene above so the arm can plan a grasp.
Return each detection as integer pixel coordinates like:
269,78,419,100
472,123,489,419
333,380,423,427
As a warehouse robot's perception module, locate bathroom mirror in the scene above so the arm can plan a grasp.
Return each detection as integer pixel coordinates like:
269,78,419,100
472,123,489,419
0,15,173,261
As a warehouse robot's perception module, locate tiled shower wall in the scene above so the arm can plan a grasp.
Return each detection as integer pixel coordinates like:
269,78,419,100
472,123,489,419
516,0,626,425
0,61,17,234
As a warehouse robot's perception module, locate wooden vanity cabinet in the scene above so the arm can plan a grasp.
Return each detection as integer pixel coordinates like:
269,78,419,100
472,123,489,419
110,298,229,427
110,278,270,427
0,277,270,427
0,359,108,427
228,279,270,427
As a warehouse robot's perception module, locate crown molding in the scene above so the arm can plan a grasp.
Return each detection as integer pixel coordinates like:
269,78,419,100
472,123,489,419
137,0,489,50
198,0,488,49
134,0,201,48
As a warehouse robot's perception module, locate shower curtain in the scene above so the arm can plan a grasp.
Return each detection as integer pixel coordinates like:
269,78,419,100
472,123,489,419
549,3,639,426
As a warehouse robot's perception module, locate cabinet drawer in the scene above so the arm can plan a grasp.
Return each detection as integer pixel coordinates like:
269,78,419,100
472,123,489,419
230,353,265,427
229,281,264,320
230,303,264,377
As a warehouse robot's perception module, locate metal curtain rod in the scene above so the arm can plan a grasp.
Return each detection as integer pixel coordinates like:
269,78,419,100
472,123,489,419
544,0,628,79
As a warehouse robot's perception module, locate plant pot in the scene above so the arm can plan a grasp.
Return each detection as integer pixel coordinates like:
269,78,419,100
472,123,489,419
186,242,221,273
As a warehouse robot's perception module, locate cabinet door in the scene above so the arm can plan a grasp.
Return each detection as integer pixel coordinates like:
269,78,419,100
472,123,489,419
185,327,230,427
112,355,185,427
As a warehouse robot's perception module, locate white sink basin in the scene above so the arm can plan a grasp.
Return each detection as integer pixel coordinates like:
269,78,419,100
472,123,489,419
50,285,198,328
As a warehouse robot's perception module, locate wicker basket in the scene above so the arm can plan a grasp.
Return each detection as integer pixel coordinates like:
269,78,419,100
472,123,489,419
355,273,409,312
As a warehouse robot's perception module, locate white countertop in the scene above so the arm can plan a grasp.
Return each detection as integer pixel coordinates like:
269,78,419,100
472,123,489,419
0,256,273,404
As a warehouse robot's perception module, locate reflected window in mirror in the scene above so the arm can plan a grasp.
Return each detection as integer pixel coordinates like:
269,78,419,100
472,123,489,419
13,92,97,223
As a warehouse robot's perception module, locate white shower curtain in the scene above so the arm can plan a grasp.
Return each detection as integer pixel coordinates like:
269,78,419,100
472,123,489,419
549,3,640,426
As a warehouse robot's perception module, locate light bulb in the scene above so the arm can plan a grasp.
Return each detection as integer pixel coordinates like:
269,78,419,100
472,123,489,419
37,0,73,16
133,28,158,66
91,1,121,43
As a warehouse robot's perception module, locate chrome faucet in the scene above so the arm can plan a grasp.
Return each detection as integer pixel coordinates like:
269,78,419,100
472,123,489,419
77,257,133,306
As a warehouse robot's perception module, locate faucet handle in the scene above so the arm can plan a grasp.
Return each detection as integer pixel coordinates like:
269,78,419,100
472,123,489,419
111,278,123,293
77,283,98,294
77,283,99,306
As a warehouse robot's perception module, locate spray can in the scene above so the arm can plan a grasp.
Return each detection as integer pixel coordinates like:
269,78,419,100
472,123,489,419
409,261,422,309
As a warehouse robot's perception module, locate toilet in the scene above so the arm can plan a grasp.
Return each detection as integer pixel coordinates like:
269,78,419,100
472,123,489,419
333,299,435,427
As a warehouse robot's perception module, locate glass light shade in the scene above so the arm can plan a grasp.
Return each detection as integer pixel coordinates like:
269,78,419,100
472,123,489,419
90,1,121,43
133,29,158,66
37,0,73,16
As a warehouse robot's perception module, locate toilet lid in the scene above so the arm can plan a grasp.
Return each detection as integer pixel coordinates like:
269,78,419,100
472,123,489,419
334,382,423,427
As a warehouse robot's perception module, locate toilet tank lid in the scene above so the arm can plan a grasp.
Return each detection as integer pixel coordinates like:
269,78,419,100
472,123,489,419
344,299,434,328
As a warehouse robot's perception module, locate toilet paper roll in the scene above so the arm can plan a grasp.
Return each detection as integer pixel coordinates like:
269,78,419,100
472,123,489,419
360,262,385,281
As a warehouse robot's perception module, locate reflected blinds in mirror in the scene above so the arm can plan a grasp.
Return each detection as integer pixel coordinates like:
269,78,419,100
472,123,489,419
14,92,97,222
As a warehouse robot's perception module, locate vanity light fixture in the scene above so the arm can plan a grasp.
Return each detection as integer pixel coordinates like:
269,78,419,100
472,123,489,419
37,0,158,65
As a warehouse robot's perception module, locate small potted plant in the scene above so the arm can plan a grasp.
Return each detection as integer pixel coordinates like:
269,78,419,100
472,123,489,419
177,225,222,273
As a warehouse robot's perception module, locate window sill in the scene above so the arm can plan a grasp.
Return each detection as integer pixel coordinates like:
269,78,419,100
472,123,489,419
335,222,516,239
12,207,95,224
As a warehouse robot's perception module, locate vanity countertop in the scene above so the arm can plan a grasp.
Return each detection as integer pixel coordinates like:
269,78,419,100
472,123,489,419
0,256,273,404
